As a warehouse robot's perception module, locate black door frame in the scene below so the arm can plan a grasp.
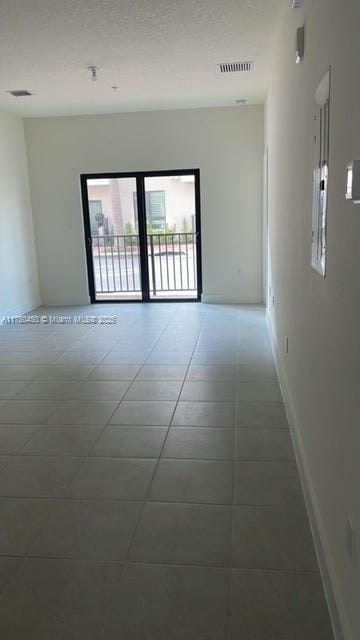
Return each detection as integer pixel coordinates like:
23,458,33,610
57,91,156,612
80,169,202,303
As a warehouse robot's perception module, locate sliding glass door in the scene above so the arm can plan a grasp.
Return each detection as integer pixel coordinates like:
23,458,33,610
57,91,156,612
81,170,202,302
83,176,141,301
144,175,198,299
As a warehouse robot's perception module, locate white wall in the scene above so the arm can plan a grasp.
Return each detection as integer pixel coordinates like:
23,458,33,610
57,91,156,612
0,111,40,316
24,106,264,305
266,2,360,638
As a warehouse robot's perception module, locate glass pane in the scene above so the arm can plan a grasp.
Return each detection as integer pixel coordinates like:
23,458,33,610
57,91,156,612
144,175,197,299
87,177,142,301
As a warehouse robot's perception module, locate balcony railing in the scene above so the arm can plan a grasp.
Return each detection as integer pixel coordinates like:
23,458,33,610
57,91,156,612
91,233,197,297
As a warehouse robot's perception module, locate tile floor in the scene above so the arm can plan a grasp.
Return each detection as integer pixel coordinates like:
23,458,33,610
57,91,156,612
0,303,334,639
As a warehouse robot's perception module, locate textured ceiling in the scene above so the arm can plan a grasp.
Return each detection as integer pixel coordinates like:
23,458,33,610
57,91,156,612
0,0,284,117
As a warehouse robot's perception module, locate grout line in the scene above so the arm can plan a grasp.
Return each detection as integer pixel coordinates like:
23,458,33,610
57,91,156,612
60,400,127,492
0,552,321,575
12,380,37,400
225,308,241,639
95,304,182,639
13,425,46,455
20,348,137,496
0,456,14,474
98,304,203,640
125,308,201,543
0,494,307,508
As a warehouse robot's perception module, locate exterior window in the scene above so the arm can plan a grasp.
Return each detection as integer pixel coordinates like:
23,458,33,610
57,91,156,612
146,191,166,230
311,69,330,276
133,190,166,231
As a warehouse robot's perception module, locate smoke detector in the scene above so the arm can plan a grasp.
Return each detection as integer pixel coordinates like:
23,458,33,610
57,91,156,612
291,0,304,7
7,89,32,97
217,61,254,73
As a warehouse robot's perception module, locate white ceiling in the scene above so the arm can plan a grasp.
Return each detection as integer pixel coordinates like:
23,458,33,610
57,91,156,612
0,0,284,118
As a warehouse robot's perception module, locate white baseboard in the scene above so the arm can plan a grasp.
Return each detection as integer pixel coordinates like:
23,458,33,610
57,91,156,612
38,296,91,307
0,295,42,322
201,294,262,304
266,311,351,640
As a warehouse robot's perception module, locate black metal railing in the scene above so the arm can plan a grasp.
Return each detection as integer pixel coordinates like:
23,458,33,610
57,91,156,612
91,233,197,296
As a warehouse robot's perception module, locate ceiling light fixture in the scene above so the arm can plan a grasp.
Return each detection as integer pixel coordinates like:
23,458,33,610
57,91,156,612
88,66,99,82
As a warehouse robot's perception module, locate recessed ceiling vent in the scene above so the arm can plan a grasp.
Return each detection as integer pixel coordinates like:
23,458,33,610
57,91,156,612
291,0,304,8
217,61,254,73
7,89,32,97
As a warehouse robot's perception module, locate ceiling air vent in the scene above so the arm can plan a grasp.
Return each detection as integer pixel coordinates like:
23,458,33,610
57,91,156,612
217,61,254,74
291,0,304,7
7,89,32,97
